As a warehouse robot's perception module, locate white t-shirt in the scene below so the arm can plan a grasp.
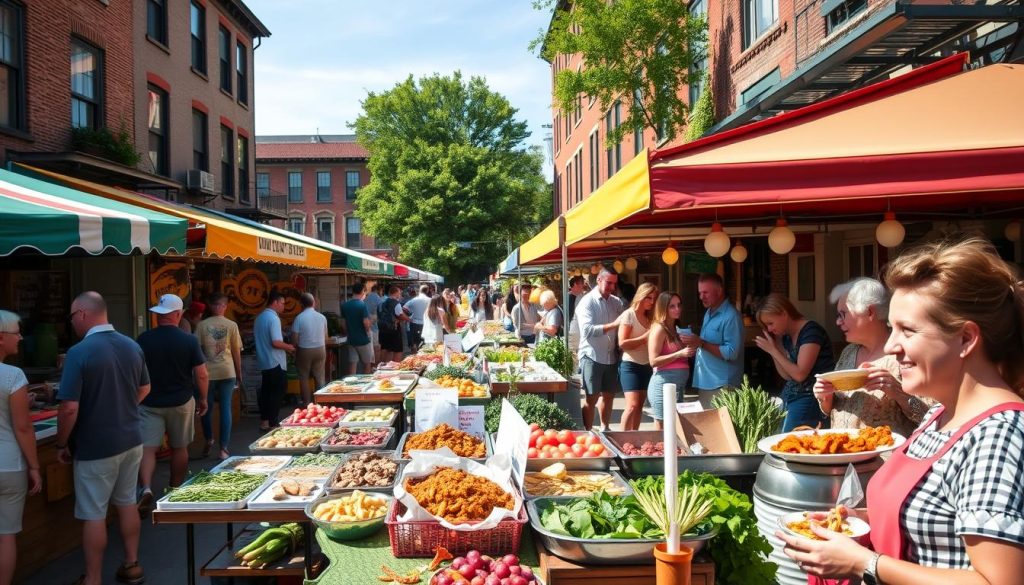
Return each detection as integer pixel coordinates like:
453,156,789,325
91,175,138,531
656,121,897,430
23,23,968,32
620,308,650,364
0,363,29,472
291,308,328,349
405,294,430,325
422,309,445,344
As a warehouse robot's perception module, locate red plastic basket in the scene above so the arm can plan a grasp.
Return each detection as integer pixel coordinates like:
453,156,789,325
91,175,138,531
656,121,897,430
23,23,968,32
386,501,527,558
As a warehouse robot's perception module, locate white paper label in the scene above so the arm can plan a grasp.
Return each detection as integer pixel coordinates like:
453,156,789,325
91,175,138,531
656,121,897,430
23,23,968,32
462,328,485,353
677,401,704,414
458,406,486,435
415,387,459,431
443,334,463,355
494,399,531,489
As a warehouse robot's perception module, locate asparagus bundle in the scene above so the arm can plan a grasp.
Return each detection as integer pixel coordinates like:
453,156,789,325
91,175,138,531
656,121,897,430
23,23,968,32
711,376,787,453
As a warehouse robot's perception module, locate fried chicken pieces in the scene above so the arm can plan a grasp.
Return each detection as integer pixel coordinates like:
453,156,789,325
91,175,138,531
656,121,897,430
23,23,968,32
403,423,486,458
772,425,894,454
404,467,513,524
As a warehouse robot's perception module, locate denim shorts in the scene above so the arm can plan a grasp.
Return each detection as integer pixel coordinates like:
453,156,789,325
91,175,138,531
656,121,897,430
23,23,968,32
648,368,689,421
580,356,621,395
618,361,653,392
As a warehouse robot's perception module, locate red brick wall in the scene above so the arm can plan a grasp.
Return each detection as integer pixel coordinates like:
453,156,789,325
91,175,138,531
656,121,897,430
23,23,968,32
0,0,134,161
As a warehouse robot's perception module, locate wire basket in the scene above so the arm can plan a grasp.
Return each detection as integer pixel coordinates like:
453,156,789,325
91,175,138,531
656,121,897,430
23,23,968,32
386,500,527,558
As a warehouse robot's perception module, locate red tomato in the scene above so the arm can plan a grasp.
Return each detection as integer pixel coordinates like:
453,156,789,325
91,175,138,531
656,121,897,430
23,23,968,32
575,435,588,445
588,443,605,456
535,436,550,449
529,429,543,447
557,443,571,454
527,448,538,458
571,443,586,457
529,423,540,431
542,445,556,457
548,451,562,459
543,429,558,440
556,430,576,445
583,435,599,447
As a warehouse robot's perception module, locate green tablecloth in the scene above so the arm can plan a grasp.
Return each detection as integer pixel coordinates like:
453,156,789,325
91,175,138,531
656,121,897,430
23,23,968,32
305,526,540,584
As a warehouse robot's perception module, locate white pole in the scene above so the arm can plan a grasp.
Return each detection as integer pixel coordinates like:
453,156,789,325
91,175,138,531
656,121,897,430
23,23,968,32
664,382,679,554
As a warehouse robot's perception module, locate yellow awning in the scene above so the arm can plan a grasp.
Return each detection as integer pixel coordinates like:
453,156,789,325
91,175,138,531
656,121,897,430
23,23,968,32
519,149,651,265
19,165,333,270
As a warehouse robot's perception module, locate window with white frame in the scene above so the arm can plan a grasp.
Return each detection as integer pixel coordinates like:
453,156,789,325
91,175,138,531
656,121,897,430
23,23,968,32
316,171,331,202
743,0,778,48
288,216,305,235
71,38,102,129
288,172,302,202
316,216,334,243
588,127,600,193
345,217,361,248
846,242,876,279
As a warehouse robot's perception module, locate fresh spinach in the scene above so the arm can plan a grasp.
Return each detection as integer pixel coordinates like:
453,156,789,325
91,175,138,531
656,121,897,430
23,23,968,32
538,491,663,540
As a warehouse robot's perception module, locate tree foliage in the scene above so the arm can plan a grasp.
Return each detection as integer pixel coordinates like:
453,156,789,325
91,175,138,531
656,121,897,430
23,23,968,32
531,0,707,145
352,72,549,279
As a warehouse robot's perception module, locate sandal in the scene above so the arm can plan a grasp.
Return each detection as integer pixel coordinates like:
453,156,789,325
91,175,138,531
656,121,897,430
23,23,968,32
219,448,230,460
201,440,214,458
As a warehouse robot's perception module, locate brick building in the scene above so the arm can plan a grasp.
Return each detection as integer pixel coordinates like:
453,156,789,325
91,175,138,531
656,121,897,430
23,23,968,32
254,135,393,258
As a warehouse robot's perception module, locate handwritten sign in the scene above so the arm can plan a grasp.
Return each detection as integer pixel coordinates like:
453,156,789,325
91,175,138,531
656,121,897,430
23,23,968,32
257,237,308,261
677,401,704,414
458,406,485,435
494,399,531,489
414,387,459,431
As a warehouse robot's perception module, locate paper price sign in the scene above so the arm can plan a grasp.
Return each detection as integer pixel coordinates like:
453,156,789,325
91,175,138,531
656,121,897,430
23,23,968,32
458,406,486,435
462,328,485,353
494,399,531,489
443,334,463,355
415,387,459,431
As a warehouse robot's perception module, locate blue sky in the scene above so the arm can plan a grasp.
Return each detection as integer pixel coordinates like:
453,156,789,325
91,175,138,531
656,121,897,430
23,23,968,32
246,1,555,156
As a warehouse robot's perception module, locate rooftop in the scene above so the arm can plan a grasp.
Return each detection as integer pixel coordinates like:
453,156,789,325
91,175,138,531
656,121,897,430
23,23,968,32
254,135,368,161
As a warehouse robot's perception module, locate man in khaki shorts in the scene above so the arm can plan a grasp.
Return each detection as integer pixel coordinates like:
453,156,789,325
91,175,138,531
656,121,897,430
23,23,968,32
135,294,209,513
292,293,328,403
55,292,151,585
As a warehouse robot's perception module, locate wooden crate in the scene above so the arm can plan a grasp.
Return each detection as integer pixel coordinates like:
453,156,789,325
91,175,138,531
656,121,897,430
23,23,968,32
539,548,715,585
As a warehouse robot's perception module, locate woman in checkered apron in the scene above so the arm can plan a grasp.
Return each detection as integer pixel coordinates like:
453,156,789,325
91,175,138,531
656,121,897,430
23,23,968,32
779,237,1024,585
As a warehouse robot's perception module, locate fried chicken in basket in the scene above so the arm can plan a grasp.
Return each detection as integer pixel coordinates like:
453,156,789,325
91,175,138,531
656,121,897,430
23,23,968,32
404,467,514,524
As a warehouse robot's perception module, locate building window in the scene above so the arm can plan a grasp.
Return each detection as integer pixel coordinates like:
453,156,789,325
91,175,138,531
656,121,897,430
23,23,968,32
846,242,876,279
236,41,248,105
218,26,231,94
256,172,269,197
220,125,234,199
565,161,573,207
588,128,600,193
633,88,645,155
604,102,621,179
147,85,168,176
146,0,167,45
743,0,778,48
318,216,335,244
288,172,302,202
70,39,102,129
0,2,25,130
346,171,360,200
689,0,708,108
192,109,208,171
190,1,206,74
316,171,331,202
237,135,249,203
288,217,304,235
824,0,867,34
345,217,361,248
574,149,583,204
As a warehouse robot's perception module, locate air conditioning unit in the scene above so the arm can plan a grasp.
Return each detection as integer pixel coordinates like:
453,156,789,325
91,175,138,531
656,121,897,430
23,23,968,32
186,169,216,194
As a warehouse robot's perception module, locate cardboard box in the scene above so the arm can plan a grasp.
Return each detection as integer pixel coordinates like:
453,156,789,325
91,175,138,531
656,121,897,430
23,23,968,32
674,407,742,455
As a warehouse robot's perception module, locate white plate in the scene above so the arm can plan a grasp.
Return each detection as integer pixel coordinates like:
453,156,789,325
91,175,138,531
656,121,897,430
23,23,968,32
778,511,870,540
248,479,326,509
758,428,906,464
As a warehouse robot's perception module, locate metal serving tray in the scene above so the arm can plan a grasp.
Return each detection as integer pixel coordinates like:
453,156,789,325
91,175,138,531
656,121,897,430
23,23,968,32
210,455,292,475
522,469,632,500
490,431,615,472
155,473,270,511
319,425,397,453
527,497,716,564
247,479,326,509
248,427,332,455
324,450,403,494
601,430,764,478
395,430,492,462
338,407,400,428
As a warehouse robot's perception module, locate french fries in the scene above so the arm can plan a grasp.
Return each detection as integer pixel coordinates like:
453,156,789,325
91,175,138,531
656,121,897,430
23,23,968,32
312,490,388,523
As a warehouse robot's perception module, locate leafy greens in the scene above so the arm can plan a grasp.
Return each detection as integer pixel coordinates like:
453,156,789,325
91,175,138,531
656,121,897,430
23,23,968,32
538,491,665,540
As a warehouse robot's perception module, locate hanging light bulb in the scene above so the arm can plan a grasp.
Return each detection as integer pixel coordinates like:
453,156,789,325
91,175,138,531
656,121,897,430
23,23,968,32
662,245,679,266
768,218,796,255
875,211,906,248
613,259,624,273
704,223,731,258
625,257,638,271
730,241,748,263
590,263,601,275
1005,220,1021,242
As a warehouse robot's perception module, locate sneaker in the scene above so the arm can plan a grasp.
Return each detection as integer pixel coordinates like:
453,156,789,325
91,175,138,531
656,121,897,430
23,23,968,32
137,489,154,517
115,562,145,585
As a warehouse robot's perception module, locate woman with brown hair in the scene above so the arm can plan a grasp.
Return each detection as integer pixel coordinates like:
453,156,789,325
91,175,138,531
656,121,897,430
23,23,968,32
781,237,1024,585
646,291,695,430
422,295,448,346
442,289,459,333
755,293,835,431
618,282,658,430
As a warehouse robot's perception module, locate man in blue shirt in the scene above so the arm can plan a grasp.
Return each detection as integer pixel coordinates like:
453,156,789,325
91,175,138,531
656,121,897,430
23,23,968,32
681,273,745,408
55,292,150,585
364,284,383,362
255,291,294,430
340,283,373,374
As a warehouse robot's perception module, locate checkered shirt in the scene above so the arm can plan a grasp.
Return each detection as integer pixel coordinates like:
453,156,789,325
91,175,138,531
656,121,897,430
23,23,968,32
900,405,1024,568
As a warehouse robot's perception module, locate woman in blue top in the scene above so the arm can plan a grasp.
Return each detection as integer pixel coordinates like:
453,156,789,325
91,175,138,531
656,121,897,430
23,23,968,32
755,293,835,431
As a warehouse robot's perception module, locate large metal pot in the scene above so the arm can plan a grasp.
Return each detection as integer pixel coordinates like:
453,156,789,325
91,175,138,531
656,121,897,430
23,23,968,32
753,454,883,585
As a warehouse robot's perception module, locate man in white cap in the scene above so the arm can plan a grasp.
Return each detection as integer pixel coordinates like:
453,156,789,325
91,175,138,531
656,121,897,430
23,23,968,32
135,294,208,514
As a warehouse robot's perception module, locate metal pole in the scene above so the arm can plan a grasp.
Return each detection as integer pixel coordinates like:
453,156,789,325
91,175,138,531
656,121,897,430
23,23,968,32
559,215,568,350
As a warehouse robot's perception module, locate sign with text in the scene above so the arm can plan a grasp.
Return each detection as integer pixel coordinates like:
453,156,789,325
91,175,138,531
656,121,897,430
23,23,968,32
677,401,704,414
462,328,485,353
361,258,382,272
458,406,485,436
494,399,530,489
257,237,308,261
443,334,463,355
414,387,459,431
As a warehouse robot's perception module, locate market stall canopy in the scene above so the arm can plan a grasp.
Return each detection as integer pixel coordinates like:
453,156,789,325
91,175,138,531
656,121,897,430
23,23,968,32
16,165,333,270
0,168,186,256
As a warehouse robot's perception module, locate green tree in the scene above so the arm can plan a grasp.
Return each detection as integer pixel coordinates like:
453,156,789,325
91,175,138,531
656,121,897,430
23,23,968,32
532,0,707,144
684,68,714,142
352,72,549,281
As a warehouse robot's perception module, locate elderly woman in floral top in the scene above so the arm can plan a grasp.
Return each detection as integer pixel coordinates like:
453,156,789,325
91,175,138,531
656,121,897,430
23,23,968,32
813,278,929,436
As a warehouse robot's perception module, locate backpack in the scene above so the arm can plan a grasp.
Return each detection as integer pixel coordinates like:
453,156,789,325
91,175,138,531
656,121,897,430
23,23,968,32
378,297,398,330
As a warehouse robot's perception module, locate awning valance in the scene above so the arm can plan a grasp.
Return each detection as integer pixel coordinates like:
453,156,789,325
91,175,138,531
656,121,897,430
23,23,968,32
17,165,333,270
0,168,186,256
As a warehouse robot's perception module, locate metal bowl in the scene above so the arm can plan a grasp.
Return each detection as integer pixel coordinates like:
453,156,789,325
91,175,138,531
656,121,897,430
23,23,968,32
304,492,392,542
527,498,717,564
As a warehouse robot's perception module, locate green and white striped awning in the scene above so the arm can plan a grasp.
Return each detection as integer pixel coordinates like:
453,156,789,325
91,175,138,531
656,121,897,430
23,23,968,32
0,168,186,256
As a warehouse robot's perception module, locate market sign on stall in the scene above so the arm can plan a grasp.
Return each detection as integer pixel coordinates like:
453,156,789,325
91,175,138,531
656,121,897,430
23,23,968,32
0,169,186,256
257,236,309,262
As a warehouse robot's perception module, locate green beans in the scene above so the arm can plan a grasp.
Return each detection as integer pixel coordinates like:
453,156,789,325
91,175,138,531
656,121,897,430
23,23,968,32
166,471,267,502
288,453,341,468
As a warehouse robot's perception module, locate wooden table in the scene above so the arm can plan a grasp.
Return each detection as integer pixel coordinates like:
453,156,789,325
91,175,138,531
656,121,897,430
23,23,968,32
491,379,567,401
151,508,319,585
538,545,715,585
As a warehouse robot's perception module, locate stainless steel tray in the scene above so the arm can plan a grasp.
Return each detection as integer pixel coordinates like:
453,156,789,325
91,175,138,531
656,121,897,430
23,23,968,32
248,427,332,455
395,430,492,462
490,431,615,471
527,498,716,564
601,430,764,478
337,407,399,428
522,469,632,499
325,450,403,494
319,425,396,453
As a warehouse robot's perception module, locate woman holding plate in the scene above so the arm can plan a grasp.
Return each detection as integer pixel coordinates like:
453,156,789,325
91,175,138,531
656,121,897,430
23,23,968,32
780,238,1024,585
813,278,929,437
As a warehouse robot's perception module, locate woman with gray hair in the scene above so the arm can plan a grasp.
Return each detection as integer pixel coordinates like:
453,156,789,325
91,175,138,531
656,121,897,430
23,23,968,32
813,277,928,435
